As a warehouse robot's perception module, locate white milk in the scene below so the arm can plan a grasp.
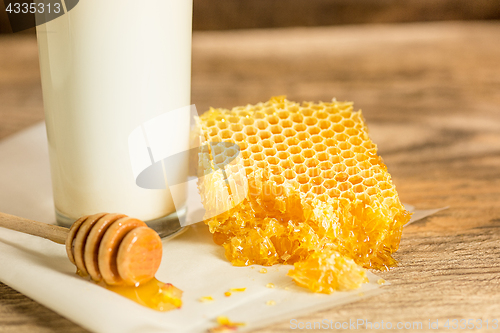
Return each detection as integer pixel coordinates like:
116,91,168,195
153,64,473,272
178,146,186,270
35,0,192,225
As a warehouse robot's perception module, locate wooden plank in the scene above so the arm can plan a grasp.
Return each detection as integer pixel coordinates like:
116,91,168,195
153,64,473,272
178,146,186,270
0,21,500,332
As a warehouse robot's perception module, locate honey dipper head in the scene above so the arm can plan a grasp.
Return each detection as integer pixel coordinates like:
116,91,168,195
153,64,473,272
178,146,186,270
66,213,162,286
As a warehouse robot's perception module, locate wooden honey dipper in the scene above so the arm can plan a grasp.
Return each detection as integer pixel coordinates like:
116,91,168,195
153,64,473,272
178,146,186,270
0,211,163,286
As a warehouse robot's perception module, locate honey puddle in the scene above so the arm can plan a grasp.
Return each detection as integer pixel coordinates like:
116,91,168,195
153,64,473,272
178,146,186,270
105,278,182,312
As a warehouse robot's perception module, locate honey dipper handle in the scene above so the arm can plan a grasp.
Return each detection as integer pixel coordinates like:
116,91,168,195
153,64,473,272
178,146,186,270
0,211,69,244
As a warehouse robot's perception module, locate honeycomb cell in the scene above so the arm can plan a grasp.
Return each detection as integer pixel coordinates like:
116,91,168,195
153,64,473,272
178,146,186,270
315,111,328,120
220,130,232,139
335,133,348,142
310,135,323,144
230,123,243,132
317,152,329,162
302,108,313,116
324,138,336,147
253,152,265,161
276,143,288,151
286,137,300,146
363,177,377,187
233,132,246,142
313,143,327,152
352,184,366,193
284,169,296,180
288,146,302,155
346,128,359,137
335,172,349,182
318,120,331,130
291,154,305,164
241,117,254,126
322,170,335,179
338,182,352,191
319,161,333,170
355,154,368,162
342,119,355,128
268,115,279,125
278,110,290,119
306,167,320,178
283,128,297,138
328,188,341,198
259,130,272,140
297,174,309,184
328,114,342,123
270,125,283,135
255,112,266,119
280,159,294,169
217,121,228,130
294,164,307,174
280,119,293,128
248,135,259,144
307,126,321,136
333,163,346,173
241,150,252,159
264,148,277,156
223,148,238,159
250,145,263,153
349,136,362,146
261,139,273,149
323,179,337,189
300,183,312,193
291,113,304,123
312,186,325,195
293,123,307,132
333,124,344,133
299,141,313,149
238,141,248,151
352,145,366,154
347,167,361,176
255,160,268,169
297,132,310,141
256,120,268,130
244,126,258,136
302,149,315,159
348,175,363,185
273,134,286,144
267,157,280,165
321,129,335,139
311,177,323,186
305,158,319,168
304,117,317,126
277,151,290,160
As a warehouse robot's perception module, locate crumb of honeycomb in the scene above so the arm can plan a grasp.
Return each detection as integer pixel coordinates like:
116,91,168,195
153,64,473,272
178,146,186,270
209,316,246,333
287,248,368,293
199,296,214,302
195,96,411,274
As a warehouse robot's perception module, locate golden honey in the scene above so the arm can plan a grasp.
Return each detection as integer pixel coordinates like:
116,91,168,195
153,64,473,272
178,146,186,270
105,278,182,312
195,96,411,281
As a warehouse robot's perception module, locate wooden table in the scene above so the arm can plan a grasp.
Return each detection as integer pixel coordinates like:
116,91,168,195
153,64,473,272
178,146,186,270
1,21,500,332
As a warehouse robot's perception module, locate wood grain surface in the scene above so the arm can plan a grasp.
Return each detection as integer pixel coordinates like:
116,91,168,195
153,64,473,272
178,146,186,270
1,21,500,332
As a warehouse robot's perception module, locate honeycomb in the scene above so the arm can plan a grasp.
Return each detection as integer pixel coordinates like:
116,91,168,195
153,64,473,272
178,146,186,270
195,96,411,272
287,248,368,294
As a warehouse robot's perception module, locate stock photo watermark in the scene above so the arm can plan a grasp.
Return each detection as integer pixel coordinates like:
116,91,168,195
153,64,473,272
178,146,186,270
290,318,498,330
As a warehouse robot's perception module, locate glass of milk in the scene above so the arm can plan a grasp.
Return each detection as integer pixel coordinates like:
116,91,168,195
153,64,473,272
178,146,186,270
35,0,192,237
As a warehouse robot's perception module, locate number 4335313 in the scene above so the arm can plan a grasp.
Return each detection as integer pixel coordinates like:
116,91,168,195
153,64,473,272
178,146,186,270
5,2,62,14
443,319,498,330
